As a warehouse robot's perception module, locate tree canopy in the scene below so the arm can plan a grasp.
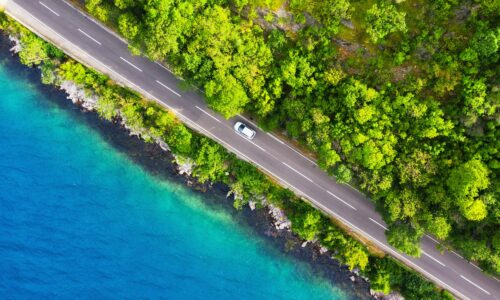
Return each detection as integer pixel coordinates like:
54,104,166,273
83,0,500,275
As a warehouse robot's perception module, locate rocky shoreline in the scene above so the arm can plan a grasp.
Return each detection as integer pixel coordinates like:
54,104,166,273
0,33,379,299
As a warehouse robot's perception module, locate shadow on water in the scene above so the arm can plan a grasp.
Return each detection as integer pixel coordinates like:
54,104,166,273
0,33,372,300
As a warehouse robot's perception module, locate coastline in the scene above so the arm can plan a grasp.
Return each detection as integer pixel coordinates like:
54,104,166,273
0,32,374,299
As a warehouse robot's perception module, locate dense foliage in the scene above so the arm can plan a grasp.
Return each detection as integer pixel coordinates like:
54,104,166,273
0,12,454,298
81,0,500,275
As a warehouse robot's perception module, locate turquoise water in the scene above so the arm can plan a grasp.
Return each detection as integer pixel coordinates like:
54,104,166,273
0,55,352,299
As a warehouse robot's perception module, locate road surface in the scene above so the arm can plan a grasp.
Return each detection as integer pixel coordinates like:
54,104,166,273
4,1,499,299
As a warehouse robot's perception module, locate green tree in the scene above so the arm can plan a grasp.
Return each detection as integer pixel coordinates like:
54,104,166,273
204,71,249,118
461,198,488,221
85,0,112,22
317,143,341,170
78,0,500,276
193,139,228,183
333,164,352,184
472,27,500,59
426,216,451,240
118,12,141,40
384,189,420,222
96,88,120,120
386,224,423,257
447,159,490,221
353,140,386,170
462,77,489,117
289,0,350,34
370,269,391,294
114,0,136,10
292,210,323,241
18,33,51,66
447,159,490,198
354,105,376,124
365,2,407,43
397,150,436,188
342,241,369,270
230,160,269,206
166,124,192,155
121,102,146,133
455,239,492,263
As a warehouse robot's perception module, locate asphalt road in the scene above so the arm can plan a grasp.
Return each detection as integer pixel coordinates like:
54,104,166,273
4,1,500,299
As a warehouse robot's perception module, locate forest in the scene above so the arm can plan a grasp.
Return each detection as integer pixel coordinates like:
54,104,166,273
81,0,499,275
0,10,457,298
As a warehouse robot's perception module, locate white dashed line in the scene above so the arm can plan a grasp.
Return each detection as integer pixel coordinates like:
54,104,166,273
195,106,221,123
77,28,101,45
119,56,143,72
327,191,357,210
255,123,316,166
267,132,285,144
155,80,181,97
282,162,313,182
39,2,59,16
249,140,266,152
369,218,388,230
233,131,267,152
61,0,128,44
460,275,491,295
422,251,446,267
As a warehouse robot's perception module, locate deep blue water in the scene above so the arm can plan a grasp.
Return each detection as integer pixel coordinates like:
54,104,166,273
0,53,352,299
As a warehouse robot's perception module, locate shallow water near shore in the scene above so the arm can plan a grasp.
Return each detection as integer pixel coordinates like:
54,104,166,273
0,38,368,299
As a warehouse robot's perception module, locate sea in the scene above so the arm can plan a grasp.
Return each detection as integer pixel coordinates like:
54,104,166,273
0,40,362,300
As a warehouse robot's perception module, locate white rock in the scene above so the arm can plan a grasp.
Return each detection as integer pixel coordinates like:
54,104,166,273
277,221,291,230
248,200,256,211
8,35,22,53
174,155,194,176
370,289,404,300
258,195,268,206
350,276,355,282
227,188,243,201
301,241,308,248
319,246,329,254
383,292,404,300
59,80,98,110
119,114,147,137
156,138,171,152
268,204,291,230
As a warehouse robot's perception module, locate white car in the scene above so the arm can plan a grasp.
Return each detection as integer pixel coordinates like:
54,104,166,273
234,121,256,140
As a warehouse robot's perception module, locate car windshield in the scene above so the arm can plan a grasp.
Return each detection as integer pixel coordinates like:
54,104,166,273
238,124,245,132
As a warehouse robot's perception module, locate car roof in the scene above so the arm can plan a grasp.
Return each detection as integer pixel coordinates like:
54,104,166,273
239,124,253,135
